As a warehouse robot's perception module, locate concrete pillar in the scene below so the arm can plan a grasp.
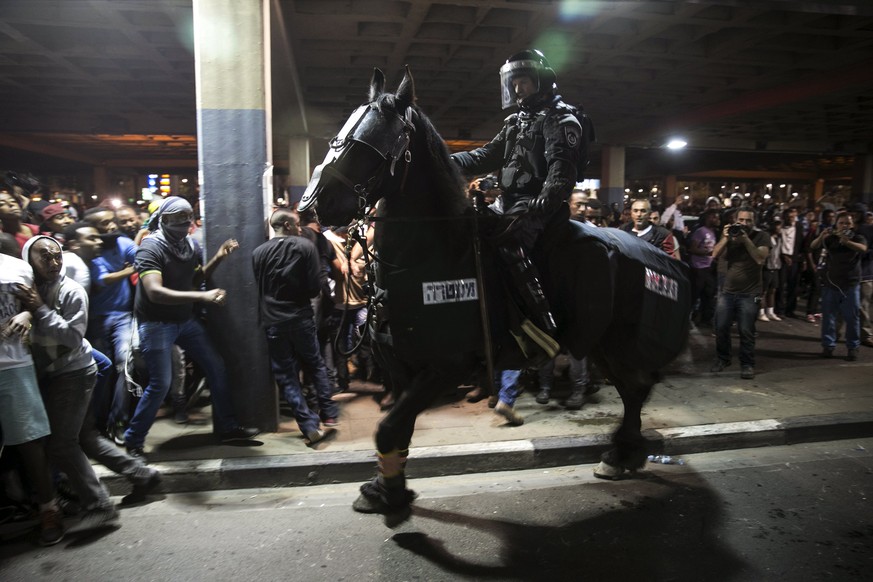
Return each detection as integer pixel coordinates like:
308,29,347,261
93,166,110,199
288,138,310,206
853,153,873,206
664,175,677,205
600,145,626,210
813,178,825,203
193,0,276,430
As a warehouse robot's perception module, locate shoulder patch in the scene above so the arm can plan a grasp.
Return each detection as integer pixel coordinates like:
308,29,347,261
565,125,579,147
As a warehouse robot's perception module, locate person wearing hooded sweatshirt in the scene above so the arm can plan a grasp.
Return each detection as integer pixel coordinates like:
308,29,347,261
125,196,258,456
16,235,120,532
0,251,63,546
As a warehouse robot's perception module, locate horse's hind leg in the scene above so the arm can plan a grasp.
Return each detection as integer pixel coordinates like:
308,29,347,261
592,357,658,480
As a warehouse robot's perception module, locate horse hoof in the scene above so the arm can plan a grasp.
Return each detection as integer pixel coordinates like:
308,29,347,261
593,461,625,480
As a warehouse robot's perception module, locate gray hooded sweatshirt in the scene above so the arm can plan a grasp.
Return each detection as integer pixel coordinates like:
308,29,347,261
21,235,94,378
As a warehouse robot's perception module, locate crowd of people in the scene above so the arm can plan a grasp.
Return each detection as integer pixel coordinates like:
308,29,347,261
462,179,872,422
3,41,869,545
0,178,397,545
2,167,871,545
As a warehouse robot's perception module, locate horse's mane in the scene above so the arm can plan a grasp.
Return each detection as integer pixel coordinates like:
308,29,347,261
372,93,470,218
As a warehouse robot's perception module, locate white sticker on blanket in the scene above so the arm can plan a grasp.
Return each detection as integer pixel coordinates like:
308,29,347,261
422,278,478,305
644,267,679,301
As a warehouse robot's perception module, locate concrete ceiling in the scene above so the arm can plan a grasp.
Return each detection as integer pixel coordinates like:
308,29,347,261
1,0,873,181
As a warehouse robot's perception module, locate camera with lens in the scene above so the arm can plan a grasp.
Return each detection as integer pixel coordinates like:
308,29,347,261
728,224,744,237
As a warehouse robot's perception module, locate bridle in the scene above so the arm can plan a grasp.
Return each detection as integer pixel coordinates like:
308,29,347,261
298,100,415,223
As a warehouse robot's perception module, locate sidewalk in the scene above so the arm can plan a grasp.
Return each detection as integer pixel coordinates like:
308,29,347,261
96,314,873,495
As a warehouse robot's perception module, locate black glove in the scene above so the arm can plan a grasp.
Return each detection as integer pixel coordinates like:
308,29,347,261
529,193,560,214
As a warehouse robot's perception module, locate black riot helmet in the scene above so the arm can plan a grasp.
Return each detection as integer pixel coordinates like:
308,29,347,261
499,49,557,110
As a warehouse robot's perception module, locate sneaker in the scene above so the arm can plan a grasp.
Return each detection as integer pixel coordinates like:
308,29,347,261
487,395,499,409
107,421,126,447
121,471,162,506
39,508,64,546
126,446,147,462
494,401,524,426
304,427,336,446
806,314,817,323
56,479,81,517
710,360,730,373
847,349,858,362
69,505,119,533
535,389,551,405
757,313,770,322
173,404,189,424
741,366,755,380
767,312,782,322
219,426,260,443
322,418,339,428
821,347,834,358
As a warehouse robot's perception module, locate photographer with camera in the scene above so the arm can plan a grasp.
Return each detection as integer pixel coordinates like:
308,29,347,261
810,210,867,361
710,206,771,379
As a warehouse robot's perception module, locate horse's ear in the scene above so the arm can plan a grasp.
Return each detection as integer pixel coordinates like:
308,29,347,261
395,65,416,108
369,68,386,101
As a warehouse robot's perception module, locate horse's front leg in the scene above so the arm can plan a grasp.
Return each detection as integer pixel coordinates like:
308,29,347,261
353,364,445,516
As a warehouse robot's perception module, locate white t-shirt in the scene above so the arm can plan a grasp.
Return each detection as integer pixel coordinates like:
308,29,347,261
780,225,797,256
63,251,91,293
0,255,35,371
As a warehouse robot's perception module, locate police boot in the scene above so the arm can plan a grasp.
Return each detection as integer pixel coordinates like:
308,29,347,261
499,245,560,358
565,386,585,410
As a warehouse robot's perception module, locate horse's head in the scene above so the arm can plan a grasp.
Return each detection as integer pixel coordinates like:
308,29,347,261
299,67,417,227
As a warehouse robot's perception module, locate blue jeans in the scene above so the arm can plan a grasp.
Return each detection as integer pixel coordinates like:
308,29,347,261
267,317,338,427
89,348,114,427
125,318,237,448
497,370,522,406
821,284,860,350
715,292,758,367
87,311,134,425
334,305,367,389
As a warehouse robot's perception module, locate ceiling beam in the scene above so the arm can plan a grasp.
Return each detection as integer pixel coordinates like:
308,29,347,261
0,133,101,165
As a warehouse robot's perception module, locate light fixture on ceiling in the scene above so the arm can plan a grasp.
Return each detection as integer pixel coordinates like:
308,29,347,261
665,138,687,150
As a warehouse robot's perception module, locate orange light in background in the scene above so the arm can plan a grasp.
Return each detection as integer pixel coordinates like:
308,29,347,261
159,174,171,195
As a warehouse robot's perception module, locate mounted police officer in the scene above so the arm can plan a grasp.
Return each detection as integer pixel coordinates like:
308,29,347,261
451,49,592,355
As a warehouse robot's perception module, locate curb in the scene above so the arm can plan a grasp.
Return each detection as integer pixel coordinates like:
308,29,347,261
98,411,873,496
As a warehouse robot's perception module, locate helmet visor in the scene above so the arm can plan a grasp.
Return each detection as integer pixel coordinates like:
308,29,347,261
499,59,541,109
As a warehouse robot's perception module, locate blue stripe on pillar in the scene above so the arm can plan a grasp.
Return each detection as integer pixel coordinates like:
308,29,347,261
197,107,274,430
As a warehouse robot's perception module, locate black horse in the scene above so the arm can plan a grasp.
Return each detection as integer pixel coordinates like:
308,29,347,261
299,67,692,516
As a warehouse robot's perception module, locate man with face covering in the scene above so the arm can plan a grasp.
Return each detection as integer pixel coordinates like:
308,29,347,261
125,197,258,457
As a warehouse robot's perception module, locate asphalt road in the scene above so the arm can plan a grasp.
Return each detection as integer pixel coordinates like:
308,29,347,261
2,438,872,582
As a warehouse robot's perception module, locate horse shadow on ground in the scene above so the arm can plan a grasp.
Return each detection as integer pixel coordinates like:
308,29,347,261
385,472,749,582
